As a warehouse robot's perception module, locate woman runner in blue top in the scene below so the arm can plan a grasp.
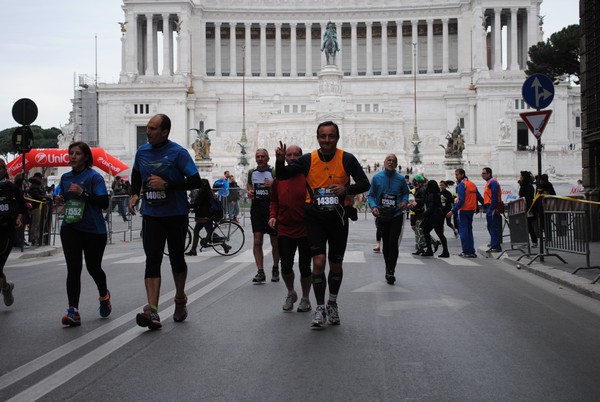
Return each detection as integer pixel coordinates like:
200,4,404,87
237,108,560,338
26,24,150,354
57,141,111,326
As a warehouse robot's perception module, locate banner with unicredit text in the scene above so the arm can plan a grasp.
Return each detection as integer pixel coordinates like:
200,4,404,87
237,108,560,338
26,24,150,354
6,148,129,177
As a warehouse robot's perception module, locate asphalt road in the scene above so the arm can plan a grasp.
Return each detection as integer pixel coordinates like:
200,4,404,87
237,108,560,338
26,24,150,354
2,215,600,401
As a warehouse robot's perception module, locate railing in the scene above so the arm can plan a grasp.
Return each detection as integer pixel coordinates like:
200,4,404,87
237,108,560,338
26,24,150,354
497,198,532,260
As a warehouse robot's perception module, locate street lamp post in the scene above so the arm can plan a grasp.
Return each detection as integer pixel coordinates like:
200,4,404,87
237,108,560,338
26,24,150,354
238,45,249,167
410,43,422,171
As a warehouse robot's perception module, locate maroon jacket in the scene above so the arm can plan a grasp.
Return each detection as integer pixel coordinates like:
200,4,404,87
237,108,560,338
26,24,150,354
269,174,307,238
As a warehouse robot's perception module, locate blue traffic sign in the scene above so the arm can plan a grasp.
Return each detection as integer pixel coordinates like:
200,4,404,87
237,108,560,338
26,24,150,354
522,73,554,110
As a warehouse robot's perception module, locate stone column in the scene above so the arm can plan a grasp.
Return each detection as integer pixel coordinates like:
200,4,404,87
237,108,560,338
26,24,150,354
215,22,222,77
366,21,373,76
411,20,418,74
126,12,137,75
396,20,403,75
145,14,155,75
260,23,267,77
180,16,190,75
442,18,449,73
337,21,343,72
493,8,502,71
427,19,434,74
290,22,297,77
172,17,179,75
305,22,312,76
469,100,476,144
351,21,358,76
120,34,127,77
381,21,388,76
245,23,252,77
275,22,282,77
199,20,206,77
162,14,172,75
510,8,519,70
527,5,540,60
230,23,237,76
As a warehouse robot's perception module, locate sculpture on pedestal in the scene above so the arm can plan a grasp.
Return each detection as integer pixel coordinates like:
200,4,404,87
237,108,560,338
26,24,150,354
441,123,465,159
321,21,340,65
190,128,214,161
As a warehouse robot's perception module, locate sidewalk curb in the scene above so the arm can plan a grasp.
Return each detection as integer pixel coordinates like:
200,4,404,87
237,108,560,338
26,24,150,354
11,247,62,260
477,246,600,302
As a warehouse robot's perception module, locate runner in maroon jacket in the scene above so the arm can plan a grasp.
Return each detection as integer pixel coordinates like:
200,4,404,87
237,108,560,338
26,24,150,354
268,145,312,313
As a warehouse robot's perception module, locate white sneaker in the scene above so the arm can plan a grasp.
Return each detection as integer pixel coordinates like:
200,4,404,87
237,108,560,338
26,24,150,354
326,303,340,325
297,298,312,312
282,291,298,311
311,305,327,329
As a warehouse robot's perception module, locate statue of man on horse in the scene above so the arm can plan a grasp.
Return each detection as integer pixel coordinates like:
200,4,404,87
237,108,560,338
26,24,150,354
321,21,340,65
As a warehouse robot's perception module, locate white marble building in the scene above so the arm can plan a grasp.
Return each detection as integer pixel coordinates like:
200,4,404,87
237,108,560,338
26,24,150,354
96,0,581,184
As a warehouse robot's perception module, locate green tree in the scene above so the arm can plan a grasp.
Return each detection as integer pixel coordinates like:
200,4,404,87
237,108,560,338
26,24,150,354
0,125,60,156
526,24,580,84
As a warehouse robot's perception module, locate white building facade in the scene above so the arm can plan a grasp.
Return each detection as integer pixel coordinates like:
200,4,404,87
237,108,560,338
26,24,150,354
97,0,581,184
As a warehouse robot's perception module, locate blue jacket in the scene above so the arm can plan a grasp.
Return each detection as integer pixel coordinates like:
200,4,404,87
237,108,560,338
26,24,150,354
368,169,410,219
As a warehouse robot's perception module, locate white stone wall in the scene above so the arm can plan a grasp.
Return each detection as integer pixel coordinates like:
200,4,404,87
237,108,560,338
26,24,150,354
96,0,581,186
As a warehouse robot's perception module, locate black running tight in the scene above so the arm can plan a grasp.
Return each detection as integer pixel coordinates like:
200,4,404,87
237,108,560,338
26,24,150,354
60,225,108,308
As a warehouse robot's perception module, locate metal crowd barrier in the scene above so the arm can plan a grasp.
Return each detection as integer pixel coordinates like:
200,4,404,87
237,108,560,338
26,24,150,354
497,198,532,260
537,196,600,283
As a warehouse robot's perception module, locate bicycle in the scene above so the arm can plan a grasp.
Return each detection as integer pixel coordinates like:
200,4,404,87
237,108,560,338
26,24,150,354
164,218,245,256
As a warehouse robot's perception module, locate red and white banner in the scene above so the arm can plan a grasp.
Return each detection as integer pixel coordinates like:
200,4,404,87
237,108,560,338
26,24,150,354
6,148,129,177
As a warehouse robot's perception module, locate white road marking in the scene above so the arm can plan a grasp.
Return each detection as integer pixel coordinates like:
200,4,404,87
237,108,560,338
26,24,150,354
377,296,470,316
352,282,412,293
0,261,250,399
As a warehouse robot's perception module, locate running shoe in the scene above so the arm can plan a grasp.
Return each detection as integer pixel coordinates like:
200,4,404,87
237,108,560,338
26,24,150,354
271,267,280,282
326,302,340,325
173,296,188,322
136,305,162,330
252,270,266,284
438,252,450,258
385,272,396,285
412,249,424,256
185,250,197,256
421,251,434,257
62,307,81,327
458,252,478,258
311,305,327,329
222,243,232,254
2,282,14,306
282,291,298,311
98,291,112,318
372,245,381,253
297,298,312,312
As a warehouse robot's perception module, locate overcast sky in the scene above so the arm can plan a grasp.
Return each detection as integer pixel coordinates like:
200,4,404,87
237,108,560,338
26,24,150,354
0,0,580,130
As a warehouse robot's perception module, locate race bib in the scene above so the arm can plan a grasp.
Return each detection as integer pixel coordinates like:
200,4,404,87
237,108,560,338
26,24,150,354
380,193,397,209
145,190,168,206
254,183,270,200
64,199,85,224
313,187,340,211
0,196,10,217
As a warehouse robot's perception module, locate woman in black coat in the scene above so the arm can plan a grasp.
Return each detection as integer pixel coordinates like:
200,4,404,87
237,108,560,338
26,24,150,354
518,171,538,246
421,180,449,258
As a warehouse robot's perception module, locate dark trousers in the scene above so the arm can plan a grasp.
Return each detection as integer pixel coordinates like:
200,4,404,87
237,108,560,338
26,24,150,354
378,215,404,274
60,226,108,308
